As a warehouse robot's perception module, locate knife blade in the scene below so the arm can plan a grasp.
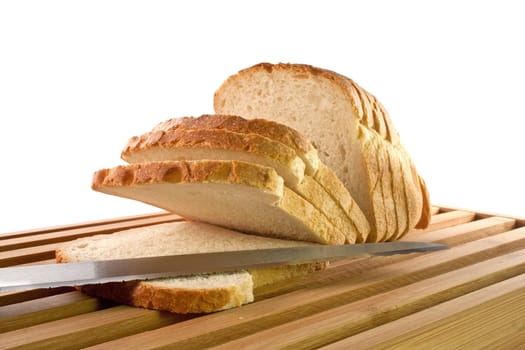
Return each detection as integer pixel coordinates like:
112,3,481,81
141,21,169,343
0,241,446,291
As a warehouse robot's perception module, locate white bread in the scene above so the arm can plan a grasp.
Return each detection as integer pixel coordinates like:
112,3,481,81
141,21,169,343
121,115,368,243
91,159,346,245
56,221,326,314
214,62,431,240
122,127,306,188
149,114,320,175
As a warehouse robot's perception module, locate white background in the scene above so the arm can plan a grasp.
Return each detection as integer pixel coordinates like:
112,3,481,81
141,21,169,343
0,0,523,234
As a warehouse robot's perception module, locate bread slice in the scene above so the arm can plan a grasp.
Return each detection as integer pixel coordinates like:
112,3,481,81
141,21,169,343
375,128,397,241
399,146,425,234
122,127,306,188
358,125,387,242
56,221,326,314
149,114,320,175
92,160,346,245
213,62,431,240
387,143,408,239
121,117,366,243
313,162,370,242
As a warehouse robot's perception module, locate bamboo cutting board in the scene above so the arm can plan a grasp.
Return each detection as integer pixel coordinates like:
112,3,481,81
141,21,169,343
1,206,525,349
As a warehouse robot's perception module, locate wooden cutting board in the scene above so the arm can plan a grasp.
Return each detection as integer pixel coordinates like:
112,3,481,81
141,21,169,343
1,206,524,349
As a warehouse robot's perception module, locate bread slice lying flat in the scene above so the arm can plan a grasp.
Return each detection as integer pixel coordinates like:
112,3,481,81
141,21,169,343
56,221,326,314
214,62,431,240
121,115,368,243
92,160,346,245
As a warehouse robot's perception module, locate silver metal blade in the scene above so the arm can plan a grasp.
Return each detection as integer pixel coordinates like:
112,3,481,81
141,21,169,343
0,241,446,291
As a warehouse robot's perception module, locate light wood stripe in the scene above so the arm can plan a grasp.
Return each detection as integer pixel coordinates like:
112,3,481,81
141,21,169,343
0,214,183,267
0,213,183,252
0,306,184,350
323,273,525,349
0,211,172,239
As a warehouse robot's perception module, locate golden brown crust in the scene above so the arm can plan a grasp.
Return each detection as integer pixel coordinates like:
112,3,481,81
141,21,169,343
55,250,67,263
415,175,432,229
92,160,283,195
397,148,424,237
348,79,376,131
151,114,316,157
80,279,247,314
122,128,301,170
372,97,401,145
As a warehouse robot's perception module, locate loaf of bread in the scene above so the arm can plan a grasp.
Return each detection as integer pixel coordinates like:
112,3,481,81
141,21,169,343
59,62,431,314
214,62,431,241
56,221,326,314
121,114,369,243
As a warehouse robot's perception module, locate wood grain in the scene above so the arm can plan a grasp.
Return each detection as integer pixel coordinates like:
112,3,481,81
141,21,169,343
0,207,524,349
320,273,525,349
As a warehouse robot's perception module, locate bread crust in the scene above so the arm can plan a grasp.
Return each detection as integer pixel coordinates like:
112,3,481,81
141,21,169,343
150,115,320,176
80,277,252,314
397,148,424,237
151,114,316,160
92,160,283,195
123,127,304,179
415,176,431,229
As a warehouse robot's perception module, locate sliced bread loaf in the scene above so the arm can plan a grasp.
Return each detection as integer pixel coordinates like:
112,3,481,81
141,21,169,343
121,116,367,243
56,221,326,314
213,62,431,240
91,160,346,245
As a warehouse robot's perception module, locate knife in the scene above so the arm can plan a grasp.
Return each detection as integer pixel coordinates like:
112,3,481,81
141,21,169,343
0,241,446,291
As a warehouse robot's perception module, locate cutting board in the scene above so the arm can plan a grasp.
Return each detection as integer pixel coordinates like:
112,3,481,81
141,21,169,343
1,206,525,349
